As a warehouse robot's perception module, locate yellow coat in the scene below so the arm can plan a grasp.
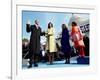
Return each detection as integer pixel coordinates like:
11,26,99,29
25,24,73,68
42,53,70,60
46,27,57,52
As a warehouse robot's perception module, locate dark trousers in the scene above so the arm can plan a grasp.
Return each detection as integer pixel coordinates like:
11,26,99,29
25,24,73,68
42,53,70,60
29,53,39,66
64,52,70,63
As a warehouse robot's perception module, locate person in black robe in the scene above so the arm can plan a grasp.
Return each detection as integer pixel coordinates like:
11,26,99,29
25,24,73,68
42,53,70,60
61,24,71,64
26,20,45,68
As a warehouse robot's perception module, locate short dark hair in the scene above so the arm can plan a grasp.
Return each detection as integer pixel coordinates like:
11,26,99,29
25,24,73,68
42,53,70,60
72,22,77,26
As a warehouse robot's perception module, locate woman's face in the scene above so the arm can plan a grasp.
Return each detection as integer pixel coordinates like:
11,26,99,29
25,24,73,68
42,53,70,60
49,23,52,27
48,22,53,28
72,24,74,27
62,24,66,30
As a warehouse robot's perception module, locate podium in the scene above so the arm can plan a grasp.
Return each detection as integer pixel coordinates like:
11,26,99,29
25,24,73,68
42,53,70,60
77,56,89,64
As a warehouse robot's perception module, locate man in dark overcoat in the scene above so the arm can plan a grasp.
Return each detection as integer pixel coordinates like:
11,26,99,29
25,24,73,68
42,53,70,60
26,20,45,68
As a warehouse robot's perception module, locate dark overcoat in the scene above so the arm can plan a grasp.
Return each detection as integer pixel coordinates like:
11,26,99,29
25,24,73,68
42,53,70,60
26,24,43,55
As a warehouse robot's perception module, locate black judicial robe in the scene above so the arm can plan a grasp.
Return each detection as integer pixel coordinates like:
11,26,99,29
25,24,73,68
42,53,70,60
26,24,44,55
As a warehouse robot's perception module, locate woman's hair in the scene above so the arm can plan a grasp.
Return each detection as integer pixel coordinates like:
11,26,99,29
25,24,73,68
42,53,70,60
48,22,53,28
72,22,77,26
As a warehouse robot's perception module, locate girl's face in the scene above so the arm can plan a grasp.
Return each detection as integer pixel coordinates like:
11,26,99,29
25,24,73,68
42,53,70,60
72,24,74,27
49,23,52,27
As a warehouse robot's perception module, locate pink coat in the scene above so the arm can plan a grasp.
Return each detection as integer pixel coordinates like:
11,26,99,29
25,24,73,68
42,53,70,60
71,26,85,48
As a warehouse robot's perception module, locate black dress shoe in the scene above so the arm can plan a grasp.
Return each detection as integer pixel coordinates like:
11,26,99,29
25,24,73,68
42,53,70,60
67,59,70,64
65,62,67,64
67,61,70,64
65,60,68,64
65,60,70,64
28,65,32,68
34,64,38,67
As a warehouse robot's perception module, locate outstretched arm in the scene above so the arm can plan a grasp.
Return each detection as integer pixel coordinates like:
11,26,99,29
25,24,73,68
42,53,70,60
40,28,45,36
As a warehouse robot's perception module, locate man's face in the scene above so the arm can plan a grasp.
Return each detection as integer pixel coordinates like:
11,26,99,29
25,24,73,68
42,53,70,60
35,20,39,25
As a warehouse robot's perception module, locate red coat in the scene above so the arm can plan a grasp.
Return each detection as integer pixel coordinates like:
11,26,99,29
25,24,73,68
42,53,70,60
71,26,85,48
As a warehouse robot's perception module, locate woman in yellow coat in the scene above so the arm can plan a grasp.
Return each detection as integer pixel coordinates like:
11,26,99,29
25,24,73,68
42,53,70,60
46,22,57,64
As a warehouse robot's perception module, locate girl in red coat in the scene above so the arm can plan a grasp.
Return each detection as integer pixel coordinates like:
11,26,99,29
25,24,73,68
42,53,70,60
71,22,85,57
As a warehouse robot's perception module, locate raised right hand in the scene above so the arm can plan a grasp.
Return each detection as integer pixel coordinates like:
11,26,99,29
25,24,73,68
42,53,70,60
27,20,31,24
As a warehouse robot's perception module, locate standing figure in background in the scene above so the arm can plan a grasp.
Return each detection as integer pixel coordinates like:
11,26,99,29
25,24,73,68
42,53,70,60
46,22,57,65
26,20,45,68
83,35,89,56
61,24,71,64
71,22,85,57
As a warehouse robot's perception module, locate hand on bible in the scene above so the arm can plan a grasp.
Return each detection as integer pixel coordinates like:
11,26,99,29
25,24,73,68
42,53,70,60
42,31,46,36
